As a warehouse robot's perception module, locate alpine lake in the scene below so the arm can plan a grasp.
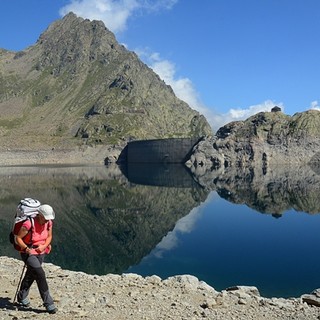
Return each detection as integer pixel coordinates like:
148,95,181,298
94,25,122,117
0,162,319,299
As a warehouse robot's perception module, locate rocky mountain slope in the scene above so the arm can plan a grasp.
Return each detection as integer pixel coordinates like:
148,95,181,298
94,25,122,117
187,109,320,174
0,13,211,161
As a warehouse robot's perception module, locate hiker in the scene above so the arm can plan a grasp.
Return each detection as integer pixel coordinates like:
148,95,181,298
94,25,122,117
15,204,57,314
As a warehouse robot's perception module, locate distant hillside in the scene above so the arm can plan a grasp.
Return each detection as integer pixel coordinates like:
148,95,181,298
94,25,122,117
187,109,320,173
0,12,211,160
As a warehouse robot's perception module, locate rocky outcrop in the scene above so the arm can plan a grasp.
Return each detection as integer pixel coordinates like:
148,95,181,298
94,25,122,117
0,13,211,162
1,256,320,320
185,109,320,217
186,110,320,173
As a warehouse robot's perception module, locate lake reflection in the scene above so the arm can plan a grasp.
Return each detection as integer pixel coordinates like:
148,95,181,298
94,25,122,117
0,164,319,298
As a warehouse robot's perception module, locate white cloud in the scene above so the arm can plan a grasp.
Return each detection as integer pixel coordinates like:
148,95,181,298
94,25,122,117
140,51,283,132
143,51,215,123
310,100,320,111
150,192,218,258
59,0,177,33
212,100,284,130
59,0,139,33
151,207,200,258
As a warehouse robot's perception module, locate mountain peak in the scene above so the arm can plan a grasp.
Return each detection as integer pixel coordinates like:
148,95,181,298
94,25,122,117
35,12,120,73
0,13,212,160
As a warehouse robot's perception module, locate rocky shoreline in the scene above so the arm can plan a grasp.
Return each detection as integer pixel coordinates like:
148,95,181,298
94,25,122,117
0,145,122,166
0,256,320,320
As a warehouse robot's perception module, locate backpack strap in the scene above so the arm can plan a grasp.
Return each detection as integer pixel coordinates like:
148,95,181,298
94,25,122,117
47,219,53,230
29,217,34,247
23,216,34,248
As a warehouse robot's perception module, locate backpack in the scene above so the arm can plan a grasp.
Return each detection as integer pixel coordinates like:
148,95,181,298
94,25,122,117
9,198,41,251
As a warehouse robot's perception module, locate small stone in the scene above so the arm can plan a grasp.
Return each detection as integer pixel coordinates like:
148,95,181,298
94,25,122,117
86,296,96,304
226,286,260,297
312,289,320,298
301,294,320,307
238,298,247,305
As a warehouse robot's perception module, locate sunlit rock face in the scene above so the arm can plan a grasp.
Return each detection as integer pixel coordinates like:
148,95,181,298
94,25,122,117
187,109,320,173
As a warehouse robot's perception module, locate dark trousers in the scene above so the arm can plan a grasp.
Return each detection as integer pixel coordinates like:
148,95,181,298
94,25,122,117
18,254,54,307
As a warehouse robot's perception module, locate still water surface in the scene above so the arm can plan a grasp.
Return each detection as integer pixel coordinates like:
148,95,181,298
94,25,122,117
128,193,320,298
0,164,319,298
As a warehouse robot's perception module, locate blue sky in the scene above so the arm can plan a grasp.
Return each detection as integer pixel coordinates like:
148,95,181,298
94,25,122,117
1,0,320,130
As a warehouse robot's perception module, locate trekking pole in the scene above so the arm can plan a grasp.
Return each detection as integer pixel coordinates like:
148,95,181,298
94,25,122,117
13,263,26,305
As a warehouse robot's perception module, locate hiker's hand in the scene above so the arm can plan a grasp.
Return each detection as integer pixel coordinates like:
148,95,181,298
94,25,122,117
46,245,52,254
36,245,46,253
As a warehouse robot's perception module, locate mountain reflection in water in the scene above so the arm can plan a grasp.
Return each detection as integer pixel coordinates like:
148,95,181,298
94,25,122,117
0,164,319,298
0,164,208,275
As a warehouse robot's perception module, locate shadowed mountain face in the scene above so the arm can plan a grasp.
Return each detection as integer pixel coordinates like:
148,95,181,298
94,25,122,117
0,12,212,154
0,165,208,275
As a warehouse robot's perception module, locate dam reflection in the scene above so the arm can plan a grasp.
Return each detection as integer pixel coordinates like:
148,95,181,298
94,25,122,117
119,163,197,187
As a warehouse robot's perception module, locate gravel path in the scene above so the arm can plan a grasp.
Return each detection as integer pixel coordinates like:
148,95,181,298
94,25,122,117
0,257,320,320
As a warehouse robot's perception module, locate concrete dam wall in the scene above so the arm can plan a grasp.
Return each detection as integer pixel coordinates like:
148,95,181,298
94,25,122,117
122,138,202,163
127,138,199,163
117,138,202,187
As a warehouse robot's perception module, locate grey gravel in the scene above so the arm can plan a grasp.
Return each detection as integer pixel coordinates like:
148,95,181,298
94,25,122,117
1,256,320,320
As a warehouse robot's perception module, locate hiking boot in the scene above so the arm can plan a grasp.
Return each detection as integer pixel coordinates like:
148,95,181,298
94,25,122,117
18,297,30,307
46,304,58,314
